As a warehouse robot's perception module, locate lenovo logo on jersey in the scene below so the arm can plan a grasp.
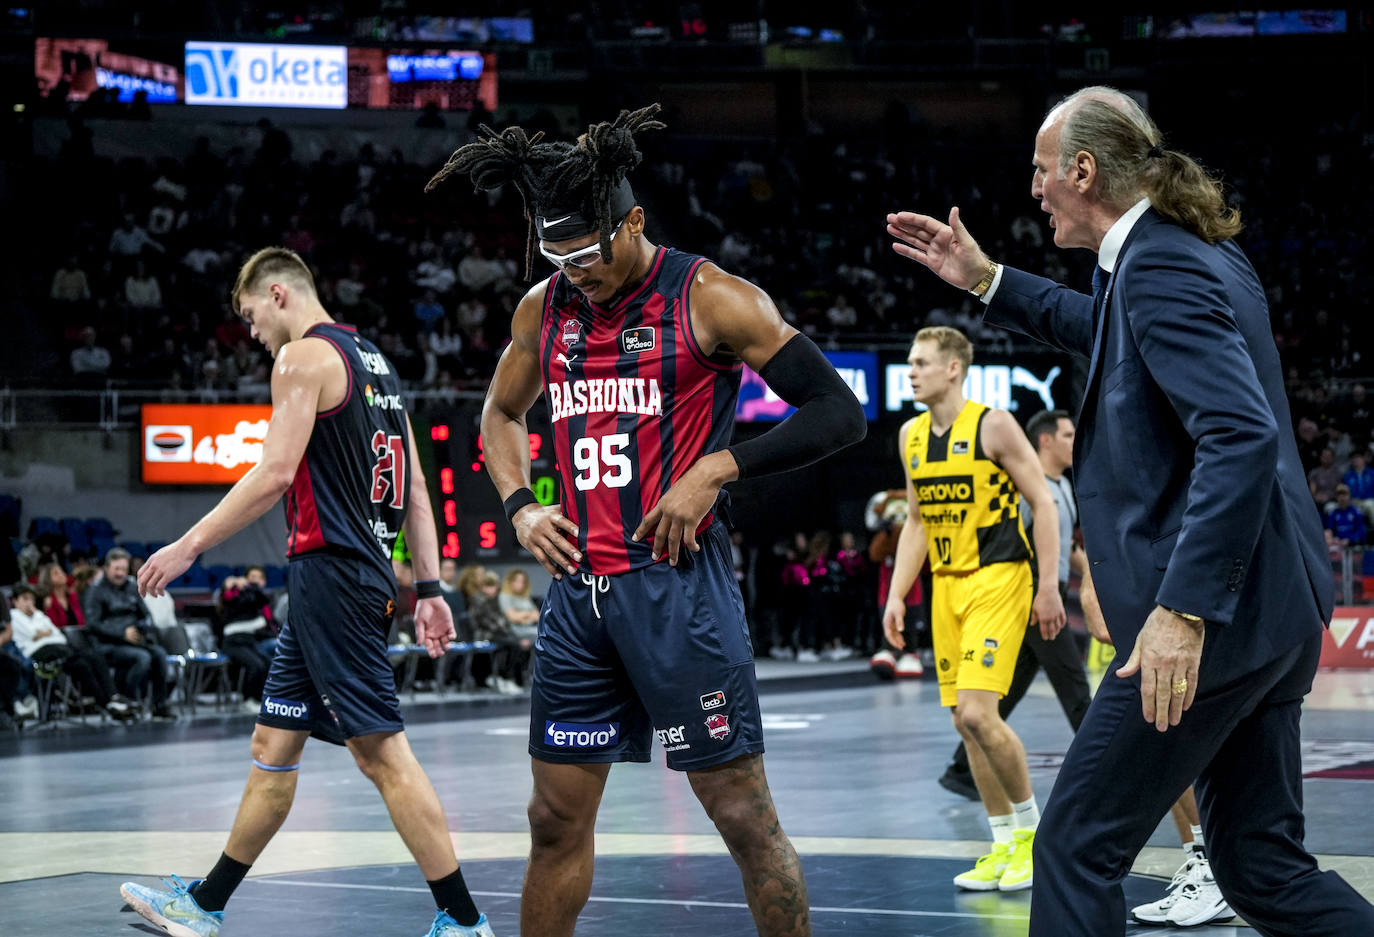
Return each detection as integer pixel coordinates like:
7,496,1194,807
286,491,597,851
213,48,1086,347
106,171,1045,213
359,350,391,375
916,475,975,504
700,690,726,710
620,327,655,354
545,721,619,748
263,696,309,719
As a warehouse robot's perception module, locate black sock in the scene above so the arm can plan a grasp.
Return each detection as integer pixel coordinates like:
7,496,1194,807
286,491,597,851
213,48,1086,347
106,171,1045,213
428,867,480,927
190,852,252,913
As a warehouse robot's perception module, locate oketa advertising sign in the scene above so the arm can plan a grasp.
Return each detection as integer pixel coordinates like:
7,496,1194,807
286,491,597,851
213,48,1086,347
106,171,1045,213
185,42,347,108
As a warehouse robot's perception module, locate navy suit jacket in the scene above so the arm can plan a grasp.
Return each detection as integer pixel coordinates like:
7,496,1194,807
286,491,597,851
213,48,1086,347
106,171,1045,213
984,209,1330,684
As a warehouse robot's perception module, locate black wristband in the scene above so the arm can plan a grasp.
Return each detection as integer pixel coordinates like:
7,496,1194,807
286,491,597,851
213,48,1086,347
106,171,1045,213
415,579,442,600
504,487,539,522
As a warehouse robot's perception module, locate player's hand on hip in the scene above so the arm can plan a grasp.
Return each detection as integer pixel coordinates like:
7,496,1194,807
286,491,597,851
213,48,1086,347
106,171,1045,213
882,600,907,650
632,463,720,566
414,597,456,659
513,503,581,579
1115,605,1204,732
886,206,990,290
137,539,195,597
1032,585,1067,641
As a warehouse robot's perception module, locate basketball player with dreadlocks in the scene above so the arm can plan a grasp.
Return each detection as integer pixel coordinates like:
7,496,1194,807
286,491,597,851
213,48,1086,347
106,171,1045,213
426,105,866,937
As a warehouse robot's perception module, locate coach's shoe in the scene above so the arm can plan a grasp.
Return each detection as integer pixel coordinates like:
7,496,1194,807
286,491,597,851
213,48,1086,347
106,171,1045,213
953,841,1012,891
997,829,1035,892
1165,860,1233,927
895,653,924,678
120,875,223,937
1131,849,1204,924
424,909,496,936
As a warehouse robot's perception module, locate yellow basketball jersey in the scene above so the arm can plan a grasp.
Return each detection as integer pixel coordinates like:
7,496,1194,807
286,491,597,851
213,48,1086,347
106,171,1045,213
904,401,1031,575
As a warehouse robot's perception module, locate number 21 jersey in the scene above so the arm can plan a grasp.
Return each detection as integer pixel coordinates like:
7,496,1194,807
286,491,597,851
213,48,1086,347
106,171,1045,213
539,247,742,575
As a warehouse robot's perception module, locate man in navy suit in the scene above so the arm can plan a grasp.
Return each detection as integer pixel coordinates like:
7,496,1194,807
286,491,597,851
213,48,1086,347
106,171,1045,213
887,86,1374,937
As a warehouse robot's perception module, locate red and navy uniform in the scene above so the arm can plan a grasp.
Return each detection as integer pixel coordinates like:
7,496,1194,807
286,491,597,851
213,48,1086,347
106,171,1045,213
260,322,409,745
528,248,764,773
539,246,742,576
284,322,409,581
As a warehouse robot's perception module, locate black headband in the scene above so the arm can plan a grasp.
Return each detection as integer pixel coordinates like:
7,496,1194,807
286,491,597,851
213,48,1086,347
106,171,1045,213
534,177,637,241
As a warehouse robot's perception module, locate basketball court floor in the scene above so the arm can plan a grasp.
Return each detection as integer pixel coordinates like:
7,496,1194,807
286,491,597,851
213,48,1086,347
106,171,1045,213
4,661,1373,936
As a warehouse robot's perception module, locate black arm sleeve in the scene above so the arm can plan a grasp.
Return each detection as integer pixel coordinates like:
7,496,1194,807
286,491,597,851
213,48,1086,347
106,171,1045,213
727,333,867,480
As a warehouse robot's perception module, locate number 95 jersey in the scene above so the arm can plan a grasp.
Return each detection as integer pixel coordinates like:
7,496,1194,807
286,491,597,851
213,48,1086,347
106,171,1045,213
539,247,742,576
904,400,1031,575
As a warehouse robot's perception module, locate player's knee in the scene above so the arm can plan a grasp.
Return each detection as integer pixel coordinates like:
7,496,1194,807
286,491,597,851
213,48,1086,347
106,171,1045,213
527,787,593,848
954,704,999,742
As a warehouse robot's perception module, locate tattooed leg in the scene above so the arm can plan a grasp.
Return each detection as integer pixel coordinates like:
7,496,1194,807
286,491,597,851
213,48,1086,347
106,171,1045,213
689,754,811,937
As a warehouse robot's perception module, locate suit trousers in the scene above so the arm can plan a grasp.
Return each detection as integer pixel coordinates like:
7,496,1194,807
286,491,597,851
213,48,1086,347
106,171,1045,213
1030,633,1374,936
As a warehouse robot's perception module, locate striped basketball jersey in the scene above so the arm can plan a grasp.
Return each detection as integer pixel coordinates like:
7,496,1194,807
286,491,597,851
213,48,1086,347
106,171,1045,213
284,322,409,581
539,247,742,575
903,400,1031,575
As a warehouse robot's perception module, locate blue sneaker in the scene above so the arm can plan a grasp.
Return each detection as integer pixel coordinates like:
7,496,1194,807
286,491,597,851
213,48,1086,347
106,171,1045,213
425,909,496,936
120,875,224,937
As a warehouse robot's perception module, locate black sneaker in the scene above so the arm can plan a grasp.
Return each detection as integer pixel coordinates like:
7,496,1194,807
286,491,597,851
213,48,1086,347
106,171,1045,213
937,766,980,801
105,698,135,720
151,704,179,721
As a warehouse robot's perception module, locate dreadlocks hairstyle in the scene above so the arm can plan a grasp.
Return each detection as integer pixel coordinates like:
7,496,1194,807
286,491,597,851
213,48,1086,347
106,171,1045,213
425,104,666,279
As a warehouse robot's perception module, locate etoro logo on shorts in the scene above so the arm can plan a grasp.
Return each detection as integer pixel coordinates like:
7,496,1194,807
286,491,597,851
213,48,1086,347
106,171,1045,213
545,721,619,748
262,696,309,719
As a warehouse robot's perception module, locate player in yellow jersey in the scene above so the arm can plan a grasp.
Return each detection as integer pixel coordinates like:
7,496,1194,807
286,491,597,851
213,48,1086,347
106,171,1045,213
883,326,1065,892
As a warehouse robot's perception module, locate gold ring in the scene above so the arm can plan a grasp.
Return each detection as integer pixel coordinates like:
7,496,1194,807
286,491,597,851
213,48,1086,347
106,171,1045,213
1171,678,1188,696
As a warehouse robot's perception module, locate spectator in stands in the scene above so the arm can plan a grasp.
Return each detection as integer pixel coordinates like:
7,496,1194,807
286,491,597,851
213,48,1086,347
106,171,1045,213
38,563,84,629
467,570,520,694
0,611,35,726
1308,447,1343,513
1344,449,1374,524
438,557,462,595
1325,485,1368,549
9,584,134,720
107,213,164,260
216,566,278,704
497,568,540,629
123,258,164,311
83,547,176,719
1338,383,1372,446
1295,417,1324,471
70,326,111,379
50,255,91,306
455,245,504,294
413,289,446,334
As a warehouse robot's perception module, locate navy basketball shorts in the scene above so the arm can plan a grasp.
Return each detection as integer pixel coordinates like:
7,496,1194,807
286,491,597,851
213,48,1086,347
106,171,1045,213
257,552,404,745
529,522,764,772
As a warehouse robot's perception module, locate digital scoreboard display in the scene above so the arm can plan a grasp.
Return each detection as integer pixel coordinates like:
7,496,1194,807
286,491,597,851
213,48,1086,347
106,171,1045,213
425,401,558,562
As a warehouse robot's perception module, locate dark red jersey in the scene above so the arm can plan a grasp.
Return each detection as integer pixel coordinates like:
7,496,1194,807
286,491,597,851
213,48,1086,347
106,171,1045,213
284,322,409,582
539,247,741,575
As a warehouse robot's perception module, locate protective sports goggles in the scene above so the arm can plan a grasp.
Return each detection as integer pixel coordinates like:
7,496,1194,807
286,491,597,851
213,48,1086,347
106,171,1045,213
538,218,626,270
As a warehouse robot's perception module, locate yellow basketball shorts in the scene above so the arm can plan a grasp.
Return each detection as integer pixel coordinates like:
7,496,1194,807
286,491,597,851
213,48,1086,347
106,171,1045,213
931,561,1033,707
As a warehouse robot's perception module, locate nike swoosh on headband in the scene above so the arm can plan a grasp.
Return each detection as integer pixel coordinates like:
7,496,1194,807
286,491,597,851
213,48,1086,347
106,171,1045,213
542,214,573,227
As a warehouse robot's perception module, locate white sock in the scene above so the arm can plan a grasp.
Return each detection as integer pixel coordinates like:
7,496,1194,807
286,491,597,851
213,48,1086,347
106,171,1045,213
988,813,1015,845
1188,824,1205,855
1012,795,1040,832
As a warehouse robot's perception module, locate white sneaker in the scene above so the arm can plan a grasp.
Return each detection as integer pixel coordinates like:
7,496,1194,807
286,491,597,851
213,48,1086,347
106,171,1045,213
895,653,924,677
14,695,38,720
869,649,896,680
1131,851,1202,924
795,649,820,662
821,644,853,661
1166,859,1233,927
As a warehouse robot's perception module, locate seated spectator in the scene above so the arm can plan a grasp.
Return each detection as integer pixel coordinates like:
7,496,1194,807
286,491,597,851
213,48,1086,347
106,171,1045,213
9,585,134,720
38,563,84,629
412,289,445,334
108,213,164,260
468,570,526,693
70,326,111,379
1326,485,1368,548
1308,447,1343,513
1343,449,1374,524
0,610,35,726
83,548,176,719
215,565,279,704
50,255,91,306
123,258,164,311
498,569,540,631
438,557,462,595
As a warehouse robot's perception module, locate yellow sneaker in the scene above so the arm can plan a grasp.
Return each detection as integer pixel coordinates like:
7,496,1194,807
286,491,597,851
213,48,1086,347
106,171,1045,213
998,828,1035,891
953,841,1012,891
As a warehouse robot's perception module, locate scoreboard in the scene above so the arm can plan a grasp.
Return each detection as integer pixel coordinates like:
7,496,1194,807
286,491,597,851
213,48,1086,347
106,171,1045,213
425,400,558,562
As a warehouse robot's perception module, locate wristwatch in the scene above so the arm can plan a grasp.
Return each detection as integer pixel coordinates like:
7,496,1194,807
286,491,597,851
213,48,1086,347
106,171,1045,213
1165,607,1203,623
969,260,999,298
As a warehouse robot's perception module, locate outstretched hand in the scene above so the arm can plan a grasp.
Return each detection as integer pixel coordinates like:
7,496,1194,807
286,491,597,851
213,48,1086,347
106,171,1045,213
886,207,991,290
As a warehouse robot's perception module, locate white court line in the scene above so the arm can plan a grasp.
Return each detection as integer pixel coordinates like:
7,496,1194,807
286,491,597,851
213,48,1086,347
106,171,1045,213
253,878,1029,921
